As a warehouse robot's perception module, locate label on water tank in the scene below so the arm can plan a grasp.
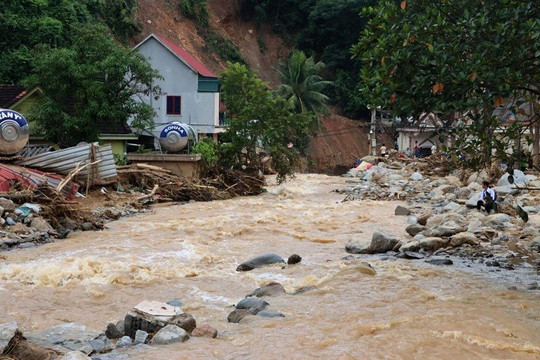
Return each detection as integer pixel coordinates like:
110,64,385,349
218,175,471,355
160,124,188,138
0,109,27,126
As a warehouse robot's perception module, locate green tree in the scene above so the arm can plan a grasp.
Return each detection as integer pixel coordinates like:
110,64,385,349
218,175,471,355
275,50,333,114
26,24,161,147
352,0,540,168
220,62,316,181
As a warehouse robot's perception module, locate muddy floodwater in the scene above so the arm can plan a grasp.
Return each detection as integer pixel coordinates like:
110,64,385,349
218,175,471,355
1,174,539,359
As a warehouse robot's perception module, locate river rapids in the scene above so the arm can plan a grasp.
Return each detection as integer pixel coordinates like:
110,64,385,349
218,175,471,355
0,174,539,359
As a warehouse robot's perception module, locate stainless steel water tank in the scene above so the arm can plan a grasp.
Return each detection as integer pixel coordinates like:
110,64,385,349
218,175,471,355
158,122,197,152
0,109,29,155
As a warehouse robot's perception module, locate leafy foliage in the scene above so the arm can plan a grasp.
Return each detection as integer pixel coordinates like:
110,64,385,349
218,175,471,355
219,62,316,181
353,0,540,168
275,50,333,114
178,0,210,27
26,25,161,147
0,0,142,84
192,137,219,175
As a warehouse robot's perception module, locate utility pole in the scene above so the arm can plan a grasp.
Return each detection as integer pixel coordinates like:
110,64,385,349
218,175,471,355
371,107,377,156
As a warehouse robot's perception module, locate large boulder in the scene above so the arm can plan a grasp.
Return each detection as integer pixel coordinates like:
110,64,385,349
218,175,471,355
151,325,189,345
400,237,449,252
450,232,480,247
0,322,18,353
497,170,529,187
409,172,424,181
124,301,196,338
423,224,466,238
247,282,286,297
406,224,425,237
483,214,512,230
466,193,483,208
26,323,102,353
346,232,401,254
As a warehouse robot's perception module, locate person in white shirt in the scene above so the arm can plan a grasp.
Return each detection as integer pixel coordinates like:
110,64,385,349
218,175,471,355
380,144,387,157
476,181,496,213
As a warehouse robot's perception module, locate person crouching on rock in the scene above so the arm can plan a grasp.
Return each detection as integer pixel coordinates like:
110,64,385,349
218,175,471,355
477,180,496,214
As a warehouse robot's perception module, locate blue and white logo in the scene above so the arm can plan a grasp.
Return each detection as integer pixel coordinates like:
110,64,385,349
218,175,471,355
0,109,27,127
160,123,188,139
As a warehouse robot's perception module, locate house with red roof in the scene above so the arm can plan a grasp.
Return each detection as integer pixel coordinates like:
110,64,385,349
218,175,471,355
133,34,223,142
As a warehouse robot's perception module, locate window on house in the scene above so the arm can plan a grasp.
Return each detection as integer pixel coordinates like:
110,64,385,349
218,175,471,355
166,96,181,115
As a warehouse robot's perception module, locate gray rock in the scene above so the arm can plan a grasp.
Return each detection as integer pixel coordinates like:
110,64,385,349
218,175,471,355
400,237,449,252
456,187,473,199
27,323,102,352
0,198,16,211
151,325,189,345
450,232,479,247
89,334,114,353
247,282,286,297
227,309,252,323
483,214,511,230
345,238,370,254
115,336,132,348
406,224,425,237
443,202,461,212
466,193,482,208
81,222,94,231
498,170,529,187
105,324,122,340
166,299,183,307
396,251,425,259
134,330,148,344
368,231,401,253
395,205,411,216
257,310,285,318
6,217,16,226
236,253,285,271
30,217,53,232
236,297,268,314
123,301,196,338
494,185,519,196
61,351,91,360
0,321,18,353
423,225,466,238
491,234,509,245
92,353,130,360
523,206,538,214
425,258,453,266
409,172,423,181
417,210,432,226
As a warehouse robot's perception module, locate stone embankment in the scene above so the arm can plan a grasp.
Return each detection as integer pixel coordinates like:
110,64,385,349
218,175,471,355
341,156,540,278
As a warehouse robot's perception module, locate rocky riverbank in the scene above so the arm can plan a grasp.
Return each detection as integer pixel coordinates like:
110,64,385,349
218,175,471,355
340,156,540,278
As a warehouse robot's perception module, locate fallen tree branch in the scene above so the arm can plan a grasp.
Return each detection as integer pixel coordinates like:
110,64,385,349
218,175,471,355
137,184,159,201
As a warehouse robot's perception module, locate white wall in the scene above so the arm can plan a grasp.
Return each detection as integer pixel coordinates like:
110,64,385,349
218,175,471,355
134,37,219,135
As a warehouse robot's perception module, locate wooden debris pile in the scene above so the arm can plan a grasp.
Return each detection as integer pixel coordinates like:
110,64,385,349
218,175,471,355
117,164,265,203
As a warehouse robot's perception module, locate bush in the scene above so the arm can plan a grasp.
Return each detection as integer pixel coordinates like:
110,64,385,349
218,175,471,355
192,137,218,174
178,0,209,27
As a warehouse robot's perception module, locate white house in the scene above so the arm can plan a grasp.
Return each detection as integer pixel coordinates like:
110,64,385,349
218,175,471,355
133,34,223,141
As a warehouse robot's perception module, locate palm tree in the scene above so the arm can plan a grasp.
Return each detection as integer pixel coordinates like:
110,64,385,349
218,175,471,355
275,50,333,114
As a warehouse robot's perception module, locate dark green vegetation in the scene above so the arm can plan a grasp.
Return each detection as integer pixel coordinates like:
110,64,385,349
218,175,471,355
353,0,540,169
218,63,317,182
27,25,160,147
238,0,376,118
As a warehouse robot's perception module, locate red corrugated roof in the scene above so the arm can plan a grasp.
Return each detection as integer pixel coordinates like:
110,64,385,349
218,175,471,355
155,35,216,78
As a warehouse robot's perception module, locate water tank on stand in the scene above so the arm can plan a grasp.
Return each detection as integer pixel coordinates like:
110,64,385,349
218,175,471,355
157,122,198,152
0,109,29,155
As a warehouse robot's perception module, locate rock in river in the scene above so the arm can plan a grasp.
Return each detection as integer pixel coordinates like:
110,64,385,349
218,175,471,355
236,253,286,271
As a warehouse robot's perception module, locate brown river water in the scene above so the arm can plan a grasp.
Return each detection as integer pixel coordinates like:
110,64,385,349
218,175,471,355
1,174,539,359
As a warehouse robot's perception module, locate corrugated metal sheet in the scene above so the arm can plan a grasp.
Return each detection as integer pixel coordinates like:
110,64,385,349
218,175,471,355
0,164,79,200
16,143,117,181
19,145,54,158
